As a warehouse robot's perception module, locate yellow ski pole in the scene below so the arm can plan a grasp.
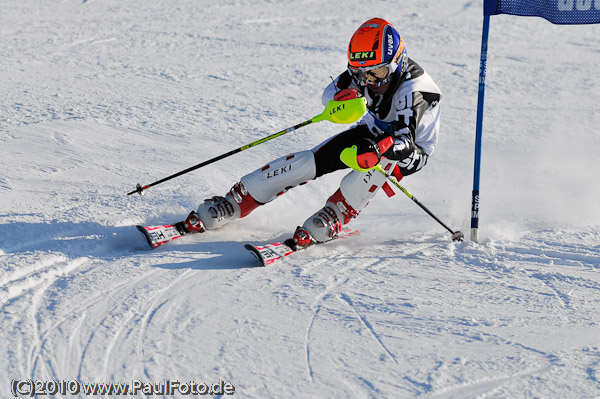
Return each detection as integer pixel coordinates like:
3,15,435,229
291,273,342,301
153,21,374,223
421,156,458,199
340,145,464,241
128,98,366,196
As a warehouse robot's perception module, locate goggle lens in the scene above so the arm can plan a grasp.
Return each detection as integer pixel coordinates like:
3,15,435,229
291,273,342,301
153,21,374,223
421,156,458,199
349,64,391,86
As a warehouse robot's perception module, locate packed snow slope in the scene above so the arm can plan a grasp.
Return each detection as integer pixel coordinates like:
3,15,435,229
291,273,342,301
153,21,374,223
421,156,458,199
1,0,600,398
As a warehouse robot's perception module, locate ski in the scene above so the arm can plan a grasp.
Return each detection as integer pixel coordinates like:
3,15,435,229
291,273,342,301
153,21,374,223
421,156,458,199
136,223,185,249
245,241,295,266
245,227,361,266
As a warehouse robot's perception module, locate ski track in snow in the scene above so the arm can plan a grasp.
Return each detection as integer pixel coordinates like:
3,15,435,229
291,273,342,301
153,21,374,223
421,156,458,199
2,0,600,398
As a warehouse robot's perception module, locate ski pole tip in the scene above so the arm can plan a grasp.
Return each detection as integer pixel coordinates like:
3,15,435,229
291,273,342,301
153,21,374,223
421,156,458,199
452,231,464,242
127,183,146,196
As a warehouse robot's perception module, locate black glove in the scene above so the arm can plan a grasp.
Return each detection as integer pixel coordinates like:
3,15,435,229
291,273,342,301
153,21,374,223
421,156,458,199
382,134,415,160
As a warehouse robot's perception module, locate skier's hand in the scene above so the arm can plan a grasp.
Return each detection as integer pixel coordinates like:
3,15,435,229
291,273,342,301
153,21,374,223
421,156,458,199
355,136,394,169
334,88,360,101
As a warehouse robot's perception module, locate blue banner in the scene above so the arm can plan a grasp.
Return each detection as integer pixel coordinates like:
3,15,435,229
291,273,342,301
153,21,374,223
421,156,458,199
485,0,600,24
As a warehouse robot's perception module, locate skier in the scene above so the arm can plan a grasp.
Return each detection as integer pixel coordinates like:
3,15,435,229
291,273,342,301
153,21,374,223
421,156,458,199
180,17,442,250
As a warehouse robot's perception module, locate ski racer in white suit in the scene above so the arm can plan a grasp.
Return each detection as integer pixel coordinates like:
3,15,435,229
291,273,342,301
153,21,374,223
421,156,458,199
182,17,442,249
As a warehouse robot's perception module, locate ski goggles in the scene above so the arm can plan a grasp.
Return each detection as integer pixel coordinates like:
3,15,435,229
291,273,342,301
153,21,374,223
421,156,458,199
348,62,394,87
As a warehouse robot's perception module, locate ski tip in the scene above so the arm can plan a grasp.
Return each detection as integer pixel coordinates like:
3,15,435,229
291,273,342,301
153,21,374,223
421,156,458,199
136,225,155,250
136,225,166,250
244,244,267,267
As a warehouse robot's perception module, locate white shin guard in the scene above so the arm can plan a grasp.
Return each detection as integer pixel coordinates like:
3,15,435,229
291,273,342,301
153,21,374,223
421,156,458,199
197,151,317,231
241,150,317,204
302,159,397,243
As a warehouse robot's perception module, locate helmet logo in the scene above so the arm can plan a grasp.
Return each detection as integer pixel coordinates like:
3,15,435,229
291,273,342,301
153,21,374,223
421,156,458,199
393,40,405,64
387,34,394,56
350,51,376,61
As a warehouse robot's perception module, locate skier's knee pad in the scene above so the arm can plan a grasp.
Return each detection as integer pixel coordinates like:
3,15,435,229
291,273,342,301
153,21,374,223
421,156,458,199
240,150,317,204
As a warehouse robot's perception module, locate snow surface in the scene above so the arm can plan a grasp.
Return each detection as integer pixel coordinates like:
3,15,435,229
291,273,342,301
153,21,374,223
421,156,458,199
1,0,600,398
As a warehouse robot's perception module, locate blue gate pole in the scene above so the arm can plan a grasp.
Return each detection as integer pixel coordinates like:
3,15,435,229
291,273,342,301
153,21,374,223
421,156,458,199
471,15,491,242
